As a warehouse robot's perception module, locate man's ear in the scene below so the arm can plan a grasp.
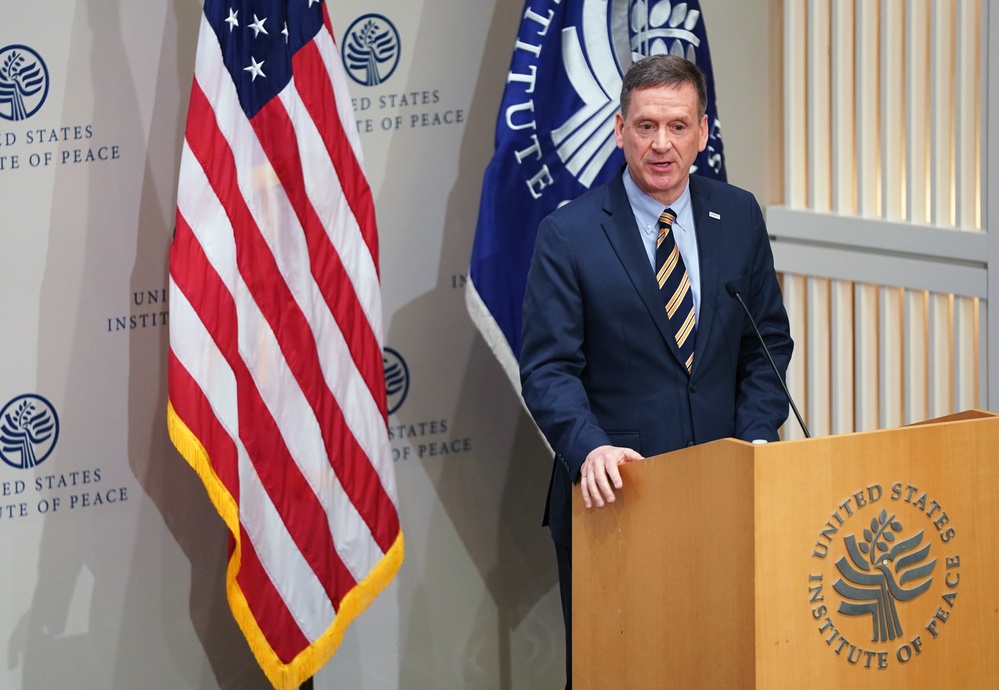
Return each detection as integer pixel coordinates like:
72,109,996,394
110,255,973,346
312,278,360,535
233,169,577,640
614,112,625,149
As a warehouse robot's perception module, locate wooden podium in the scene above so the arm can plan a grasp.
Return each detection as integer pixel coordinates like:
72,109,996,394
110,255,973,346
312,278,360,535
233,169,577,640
572,411,999,689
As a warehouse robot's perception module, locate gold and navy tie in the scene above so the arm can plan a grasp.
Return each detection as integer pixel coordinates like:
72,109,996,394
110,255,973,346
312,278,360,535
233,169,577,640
656,208,696,372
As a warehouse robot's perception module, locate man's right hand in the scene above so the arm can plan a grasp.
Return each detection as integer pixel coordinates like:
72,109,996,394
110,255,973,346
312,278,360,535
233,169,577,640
578,445,644,510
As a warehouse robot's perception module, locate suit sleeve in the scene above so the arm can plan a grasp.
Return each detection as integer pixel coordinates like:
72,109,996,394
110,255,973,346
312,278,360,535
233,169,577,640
519,213,611,482
733,197,794,441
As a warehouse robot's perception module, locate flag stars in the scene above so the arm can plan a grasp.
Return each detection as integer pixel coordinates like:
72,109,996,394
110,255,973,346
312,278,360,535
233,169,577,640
248,14,268,38
225,8,238,31
308,0,320,7
244,56,266,81
282,22,289,43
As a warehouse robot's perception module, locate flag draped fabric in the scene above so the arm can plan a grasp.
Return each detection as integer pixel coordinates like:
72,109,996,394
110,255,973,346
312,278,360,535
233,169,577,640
167,1,402,687
467,0,726,383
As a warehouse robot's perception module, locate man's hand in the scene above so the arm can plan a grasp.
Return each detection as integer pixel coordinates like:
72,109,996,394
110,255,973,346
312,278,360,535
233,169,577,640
579,445,643,509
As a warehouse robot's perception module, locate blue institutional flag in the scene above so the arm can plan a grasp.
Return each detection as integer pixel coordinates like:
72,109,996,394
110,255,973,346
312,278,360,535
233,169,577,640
467,0,726,381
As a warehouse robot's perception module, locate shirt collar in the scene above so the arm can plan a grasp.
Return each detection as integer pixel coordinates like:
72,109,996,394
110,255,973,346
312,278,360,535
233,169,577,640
622,169,693,235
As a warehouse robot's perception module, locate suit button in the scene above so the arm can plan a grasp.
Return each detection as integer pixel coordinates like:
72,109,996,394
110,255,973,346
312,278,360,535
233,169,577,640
686,441,695,447
689,383,697,393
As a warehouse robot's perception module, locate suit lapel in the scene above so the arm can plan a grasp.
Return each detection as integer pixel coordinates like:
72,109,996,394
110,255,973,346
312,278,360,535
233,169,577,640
600,174,688,366
689,175,719,373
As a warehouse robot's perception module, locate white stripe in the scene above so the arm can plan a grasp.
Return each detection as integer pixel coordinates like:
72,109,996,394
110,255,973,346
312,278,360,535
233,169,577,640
315,26,368,172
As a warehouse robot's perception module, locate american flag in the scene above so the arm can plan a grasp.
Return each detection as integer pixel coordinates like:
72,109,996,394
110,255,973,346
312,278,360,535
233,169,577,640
167,1,403,688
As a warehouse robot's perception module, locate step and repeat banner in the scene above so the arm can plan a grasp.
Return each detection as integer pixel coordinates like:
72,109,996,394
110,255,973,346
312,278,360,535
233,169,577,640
0,1,772,688
0,1,563,687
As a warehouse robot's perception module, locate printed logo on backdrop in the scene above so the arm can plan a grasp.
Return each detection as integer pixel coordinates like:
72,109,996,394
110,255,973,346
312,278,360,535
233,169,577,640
0,394,59,469
342,14,401,87
342,13,465,134
383,347,410,415
0,43,123,173
382,347,473,463
808,483,961,670
1,393,129,521
0,45,49,121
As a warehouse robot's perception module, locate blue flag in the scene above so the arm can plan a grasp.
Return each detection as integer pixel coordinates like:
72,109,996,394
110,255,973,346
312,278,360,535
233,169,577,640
467,0,726,380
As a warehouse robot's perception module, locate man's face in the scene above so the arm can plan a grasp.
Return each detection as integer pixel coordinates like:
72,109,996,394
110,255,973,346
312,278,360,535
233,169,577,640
614,82,708,206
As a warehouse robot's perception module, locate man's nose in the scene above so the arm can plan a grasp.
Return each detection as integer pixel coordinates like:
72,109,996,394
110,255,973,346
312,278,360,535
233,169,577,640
651,128,673,151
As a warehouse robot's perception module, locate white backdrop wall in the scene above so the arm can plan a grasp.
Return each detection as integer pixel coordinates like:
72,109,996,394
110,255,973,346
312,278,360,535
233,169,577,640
0,1,777,688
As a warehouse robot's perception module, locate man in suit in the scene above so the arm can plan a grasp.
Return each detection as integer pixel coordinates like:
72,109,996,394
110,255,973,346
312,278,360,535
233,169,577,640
519,54,793,688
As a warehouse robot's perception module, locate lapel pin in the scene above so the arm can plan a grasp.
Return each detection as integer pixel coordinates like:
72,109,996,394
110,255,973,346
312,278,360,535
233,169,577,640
709,211,721,220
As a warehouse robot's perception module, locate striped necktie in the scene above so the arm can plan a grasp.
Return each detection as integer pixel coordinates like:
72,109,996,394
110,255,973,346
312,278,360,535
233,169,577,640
656,208,696,372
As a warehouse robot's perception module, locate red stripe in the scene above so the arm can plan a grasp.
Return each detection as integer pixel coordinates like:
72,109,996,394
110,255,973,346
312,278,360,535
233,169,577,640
243,96,399,553
167,348,240,503
236,524,311,664
170,168,358,607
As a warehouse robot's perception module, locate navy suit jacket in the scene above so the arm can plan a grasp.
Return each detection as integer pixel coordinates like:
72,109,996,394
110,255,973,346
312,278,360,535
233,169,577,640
520,171,793,546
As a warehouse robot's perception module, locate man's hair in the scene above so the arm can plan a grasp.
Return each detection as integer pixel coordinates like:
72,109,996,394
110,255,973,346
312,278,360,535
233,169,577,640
620,55,707,119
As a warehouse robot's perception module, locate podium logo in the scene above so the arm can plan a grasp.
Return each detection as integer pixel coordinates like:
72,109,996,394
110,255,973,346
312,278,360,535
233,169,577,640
342,14,401,87
833,509,935,643
808,483,960,670
0,45,50,121
0,394,60,469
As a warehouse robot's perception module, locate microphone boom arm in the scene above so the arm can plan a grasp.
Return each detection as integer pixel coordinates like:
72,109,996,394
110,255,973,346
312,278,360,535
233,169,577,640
725,281,811,439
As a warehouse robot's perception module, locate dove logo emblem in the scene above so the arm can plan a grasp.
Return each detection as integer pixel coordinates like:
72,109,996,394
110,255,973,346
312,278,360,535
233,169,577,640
383,347,410,415
807,483,961,669
0,394,60,469
0,45,50,121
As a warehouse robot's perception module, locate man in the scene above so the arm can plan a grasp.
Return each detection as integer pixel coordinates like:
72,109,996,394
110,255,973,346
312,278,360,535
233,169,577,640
519,55,793,688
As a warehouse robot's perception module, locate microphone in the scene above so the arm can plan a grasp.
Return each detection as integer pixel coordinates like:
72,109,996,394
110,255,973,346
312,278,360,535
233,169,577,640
725,281,811,439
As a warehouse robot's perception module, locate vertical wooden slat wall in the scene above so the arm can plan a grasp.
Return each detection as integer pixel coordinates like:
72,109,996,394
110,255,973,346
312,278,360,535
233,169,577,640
775,0,984,439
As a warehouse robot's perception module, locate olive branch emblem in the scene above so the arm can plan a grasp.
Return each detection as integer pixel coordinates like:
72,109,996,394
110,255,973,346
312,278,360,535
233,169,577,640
0,48,47,121
1,399,57,469
344,18,399,87
833,509,936,642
